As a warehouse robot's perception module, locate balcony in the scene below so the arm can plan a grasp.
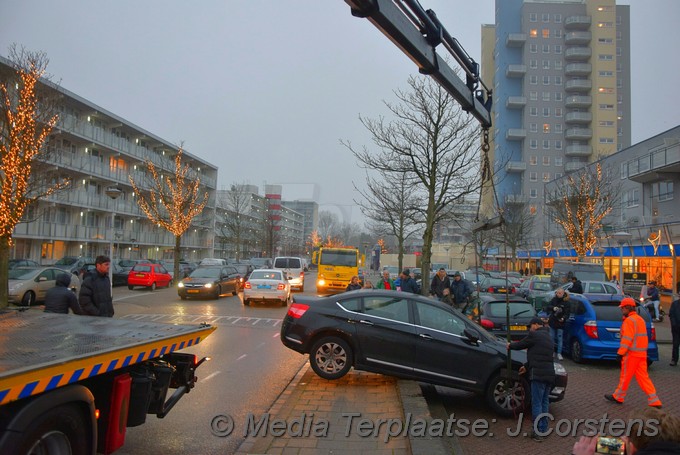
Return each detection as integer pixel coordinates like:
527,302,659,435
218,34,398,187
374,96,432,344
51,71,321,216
506,64,527,78
506,96,527,109
565,112,592,124
565,79,592,92
565,31,592,45
625,142,680,183
505,161,527,173
505,194,529,205
565,63,592,76
565,15,591,30
565,47,592,61
565,95,592,108
506,128,527,141
565,144,593,157
565,128,593,140
565,161,587,173
506,33,527,47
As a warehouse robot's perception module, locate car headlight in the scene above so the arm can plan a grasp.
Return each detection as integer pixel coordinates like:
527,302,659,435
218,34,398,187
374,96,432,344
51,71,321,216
177,282,184,288
554,362,567,375
318,279,326,286
204,283,213,288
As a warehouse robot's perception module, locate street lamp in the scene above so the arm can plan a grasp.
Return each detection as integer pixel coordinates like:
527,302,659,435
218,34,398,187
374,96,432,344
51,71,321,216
611,231,632,287
105,186,123,294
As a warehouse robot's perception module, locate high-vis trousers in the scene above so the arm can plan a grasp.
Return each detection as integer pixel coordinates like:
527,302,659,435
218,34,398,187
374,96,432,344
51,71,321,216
612,355,662,406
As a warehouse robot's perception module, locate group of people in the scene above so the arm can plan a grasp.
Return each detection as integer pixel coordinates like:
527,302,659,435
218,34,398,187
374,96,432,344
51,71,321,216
429,267,473,308
43,255,114,317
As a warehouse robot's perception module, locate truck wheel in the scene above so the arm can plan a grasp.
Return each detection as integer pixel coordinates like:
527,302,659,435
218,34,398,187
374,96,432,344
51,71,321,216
485,374,528,418
243,298,250,306
19,403,89,455
309,336,353,380
21,291,36,306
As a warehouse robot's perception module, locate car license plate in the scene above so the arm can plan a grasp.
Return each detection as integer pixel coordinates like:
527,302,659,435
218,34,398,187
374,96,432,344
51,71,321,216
499,289,506,293
257,284,271,289
136,273,145,277
188,290,199,294
510,325,526,331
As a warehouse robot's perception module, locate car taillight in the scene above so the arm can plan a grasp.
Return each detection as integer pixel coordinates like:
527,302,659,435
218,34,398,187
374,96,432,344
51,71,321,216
487,287,494,293
300,271,304,278
244,282,251,289
277,283,285,290
650,326,656,341
287,303,309,319
510,286,515,294
480,318,495,329
584,320,598,339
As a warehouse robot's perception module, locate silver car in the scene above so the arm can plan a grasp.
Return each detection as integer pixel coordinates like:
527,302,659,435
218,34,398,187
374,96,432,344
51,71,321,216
8,267,79,306
243,269,291,306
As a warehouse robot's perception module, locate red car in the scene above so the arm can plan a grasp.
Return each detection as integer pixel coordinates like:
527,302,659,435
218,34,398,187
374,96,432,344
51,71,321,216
127,263,173,291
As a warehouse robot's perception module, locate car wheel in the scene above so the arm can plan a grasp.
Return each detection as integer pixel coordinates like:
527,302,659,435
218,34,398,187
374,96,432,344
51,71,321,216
17,403,89,455
128,285,134,290
150,282,157,291
571,339,584,364
485,374,528,418
231,285,237,296
243,298,250,306
21,291,36,307
180,295,187,300
309,336,353,380
213,285,221,299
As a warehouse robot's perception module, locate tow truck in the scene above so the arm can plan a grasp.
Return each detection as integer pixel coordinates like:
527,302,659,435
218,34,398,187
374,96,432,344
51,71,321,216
0,310,215,454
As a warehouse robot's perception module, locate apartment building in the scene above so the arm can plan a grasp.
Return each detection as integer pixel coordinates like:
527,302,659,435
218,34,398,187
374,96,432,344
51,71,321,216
1,57,218,264
482,0,631,239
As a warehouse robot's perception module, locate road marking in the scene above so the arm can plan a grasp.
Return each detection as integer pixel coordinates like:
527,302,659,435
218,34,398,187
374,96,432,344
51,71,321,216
237,354,247,361
201,371,220,382
272,333,279,338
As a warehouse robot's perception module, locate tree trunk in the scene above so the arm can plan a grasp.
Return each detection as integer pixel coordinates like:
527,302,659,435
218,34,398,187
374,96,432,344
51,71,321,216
0,236,9,309
174,234,181,281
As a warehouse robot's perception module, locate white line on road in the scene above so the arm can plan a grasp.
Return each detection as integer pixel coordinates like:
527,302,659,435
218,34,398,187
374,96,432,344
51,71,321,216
201,371,221,382
272,333,279,338
237,354,247,361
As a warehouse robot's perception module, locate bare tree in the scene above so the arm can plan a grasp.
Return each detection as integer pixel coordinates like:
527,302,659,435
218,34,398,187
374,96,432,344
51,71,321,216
129,147,208,280
317,211,340,241
500,202,535,271
0,46,69,308
219,183,252,261
545,163,618,260
345,75,482,294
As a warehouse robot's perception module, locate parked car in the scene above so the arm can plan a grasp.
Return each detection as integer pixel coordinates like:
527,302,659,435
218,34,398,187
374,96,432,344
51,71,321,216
550,260,607,289
382,266,400,280
280,289,567,417
528,274,552,283
273,256,305,291
54,256,94,275
177,265,240,299
8,266,79,306
117,259,143,272
250,257,273,269
479,277,517,295
79,262,128,286
199,258,227,266
517,279,553,299
232,263,254,288
478,297,538,340
127,263,173,291
562,294,659,364
161,260,195,280
8,259,40,269
243,269,291,306
547,280,624,301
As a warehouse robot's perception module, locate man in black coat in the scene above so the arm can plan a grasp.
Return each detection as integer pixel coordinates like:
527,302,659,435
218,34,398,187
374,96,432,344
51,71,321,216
570,276,584,295
544,289,570,360
399,269,420,294
670,296,680,366
430,268,451,302
79,255,114,317
508,317,555,442
44,272,83,315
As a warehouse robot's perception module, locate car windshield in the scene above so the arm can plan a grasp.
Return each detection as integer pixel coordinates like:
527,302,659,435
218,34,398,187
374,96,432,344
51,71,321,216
8,268,38,280
132,265,152,272
250,271,282,280
54,257,78,266
533,282,552,292
320,250,356,267
485,302,536,318
190,268,221,278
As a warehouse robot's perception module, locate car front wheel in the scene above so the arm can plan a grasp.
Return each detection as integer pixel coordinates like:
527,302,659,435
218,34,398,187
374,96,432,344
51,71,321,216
485,374,528,418
309,336,353,380
21,291,36,306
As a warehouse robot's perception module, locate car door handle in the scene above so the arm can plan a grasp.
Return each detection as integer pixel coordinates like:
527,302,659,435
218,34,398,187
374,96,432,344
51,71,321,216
419,333,433,340
359,320,374,326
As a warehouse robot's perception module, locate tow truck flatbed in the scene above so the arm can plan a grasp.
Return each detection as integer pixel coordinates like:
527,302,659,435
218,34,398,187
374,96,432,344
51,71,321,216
0,310,216,406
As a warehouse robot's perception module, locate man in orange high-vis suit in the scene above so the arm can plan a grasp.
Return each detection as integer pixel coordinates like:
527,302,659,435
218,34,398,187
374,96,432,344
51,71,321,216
604,297,662,408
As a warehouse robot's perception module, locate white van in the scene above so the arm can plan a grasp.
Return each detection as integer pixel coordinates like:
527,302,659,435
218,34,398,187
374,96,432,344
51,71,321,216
273,256,305,291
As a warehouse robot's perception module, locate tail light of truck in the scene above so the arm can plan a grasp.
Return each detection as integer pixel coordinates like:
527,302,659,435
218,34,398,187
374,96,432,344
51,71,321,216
584,320,598,339
244,282,252,289
287,303,309,319
277,283,286,290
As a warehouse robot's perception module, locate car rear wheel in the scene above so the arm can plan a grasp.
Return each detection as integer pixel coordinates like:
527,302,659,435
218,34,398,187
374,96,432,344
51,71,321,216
21,291,36,306
150,282,157,291
128,285,134,290
485,374,528,418
571,339,584,364
309,336,353,380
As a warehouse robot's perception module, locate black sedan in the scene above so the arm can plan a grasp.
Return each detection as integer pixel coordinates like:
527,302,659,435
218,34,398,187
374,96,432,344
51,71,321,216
479,277,517,295
478,297,538,340
280,290,567,417
177,266,240,299
79,262,128,286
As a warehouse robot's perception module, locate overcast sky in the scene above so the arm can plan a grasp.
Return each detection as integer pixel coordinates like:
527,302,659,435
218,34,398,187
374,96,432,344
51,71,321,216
1,1,678,226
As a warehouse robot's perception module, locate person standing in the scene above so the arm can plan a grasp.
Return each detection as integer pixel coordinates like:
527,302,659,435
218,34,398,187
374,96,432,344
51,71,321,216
399,269,420,294
450,272,472,309
669,295,680,366
605,297,662,407
44,272,83,315
508,317,555,442
429,268,451,302
79,255,114,317
375,270,395,290
570,276,584,294
646,281,661,321
545,289,570,360
345,275,362,292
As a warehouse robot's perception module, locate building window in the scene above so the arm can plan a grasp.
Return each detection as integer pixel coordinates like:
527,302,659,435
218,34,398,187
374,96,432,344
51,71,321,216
530,13,537,22
530,29,538,38
530,139,538,149
530,44,538,53
617,47,622,56
543,44,550,53
554,14,562,23
598,21,613,28
530,75,538,85
543,123,550,133
555,60,563,70
599,137,615,144
543,107,550,117
530,188,538,198
555,172,562,179
554,44,562,54
598,87,614,94
555,124,563,133
599,103,614,110
599,120,615,127
543,172,550,182
543,140,550,150
543,156,550,165
529,172,538,181
542,13,550,22
555,140,563,150
529,91,538,101
555,157,563,166
555,76,562,85
623,189,639,207
530,59,538,69
555,107,563,117
542,29,550,38
653,181,674,202
530,123,538,133
529,156,538,165
530,107,538,116
599,70,614,77
598,37,614,44
554,92,562,101
543,75,550,85
599,54,614,61
542,60,550,69
554,28,562,38
542,91,551,101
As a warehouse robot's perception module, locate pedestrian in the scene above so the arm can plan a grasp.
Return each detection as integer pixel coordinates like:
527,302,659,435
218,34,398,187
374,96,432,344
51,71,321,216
450,271,473,309
570,276,584,294
399,269,420,294
669,295,680,366
79,255,114,317
375,270,395,290
524,267,529,277
44,272,83,315
362,279,374,289
345,275,362,292
507,317,555,442
544,288,570,360
604,297,662,408
646,281,661,321
430,267,452,303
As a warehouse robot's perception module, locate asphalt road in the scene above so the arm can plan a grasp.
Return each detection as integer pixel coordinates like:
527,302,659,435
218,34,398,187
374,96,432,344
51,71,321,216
107,277,313,455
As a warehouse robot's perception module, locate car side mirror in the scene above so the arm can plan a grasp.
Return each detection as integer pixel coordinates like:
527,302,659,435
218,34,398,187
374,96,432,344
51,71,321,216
463,328,480,343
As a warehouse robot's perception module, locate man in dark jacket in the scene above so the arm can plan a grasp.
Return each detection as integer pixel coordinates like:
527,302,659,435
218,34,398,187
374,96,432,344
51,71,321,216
399,269,420,294
430,268,451,302
508,317,555,442
450,272,472,309
570,276,584,294
544,288,570,360
79,255,114,317
670,296,680,366
44,272,82,314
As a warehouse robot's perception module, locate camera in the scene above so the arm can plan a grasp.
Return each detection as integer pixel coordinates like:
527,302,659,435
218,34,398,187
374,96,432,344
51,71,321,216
596,436,625,455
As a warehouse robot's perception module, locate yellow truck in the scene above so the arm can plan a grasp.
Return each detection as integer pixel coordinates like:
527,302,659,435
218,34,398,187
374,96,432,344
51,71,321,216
313,247,363,294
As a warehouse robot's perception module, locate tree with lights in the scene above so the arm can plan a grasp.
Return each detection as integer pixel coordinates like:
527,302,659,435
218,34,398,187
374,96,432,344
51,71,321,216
0,47,69,309
129,147,208,280
545,163,617,260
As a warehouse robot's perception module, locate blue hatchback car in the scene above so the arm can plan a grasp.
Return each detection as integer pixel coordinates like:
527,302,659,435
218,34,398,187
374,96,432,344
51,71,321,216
561,294,659,364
